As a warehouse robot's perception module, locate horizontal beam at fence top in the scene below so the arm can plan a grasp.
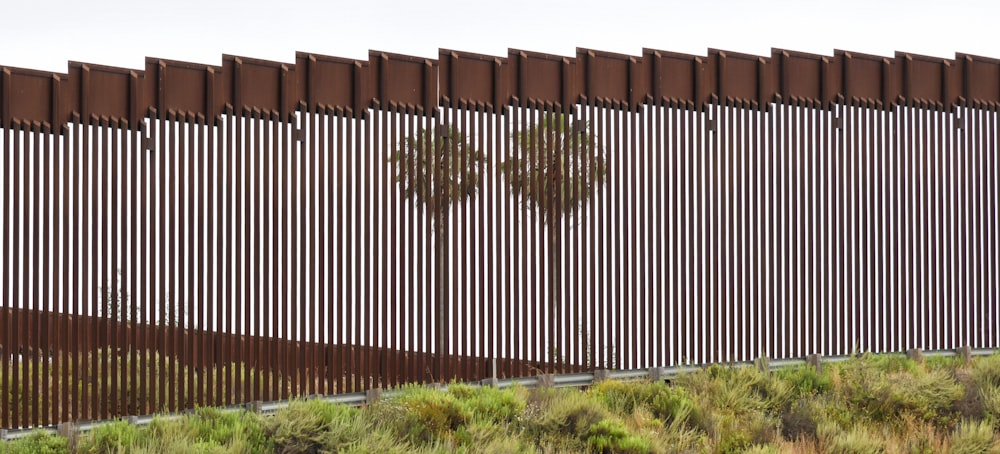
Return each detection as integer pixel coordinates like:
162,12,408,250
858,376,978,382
3,347,997,441
3,47,1000,128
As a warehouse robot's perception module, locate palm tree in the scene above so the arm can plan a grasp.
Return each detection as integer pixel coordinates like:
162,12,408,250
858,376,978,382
499,112,607,366
388,123,484,379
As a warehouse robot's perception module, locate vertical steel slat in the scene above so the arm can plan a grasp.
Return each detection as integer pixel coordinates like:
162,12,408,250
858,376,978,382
478,104,488,377
519,104,528,372
962,101,971,348
303,107,313,396
975,105,985,348
345,110,355,391
276,110,285,399
651,101,662,367
876,106,886,353
904,102,913,350
222,107,233,405
250,109,260,399
734,102,742,361
376,105,385,386
860,101,868,352
991,105,998,349
390,103,400,387
316,106,326,395
354,109,363,389
932,107,942,350
646,100,660,367
203,113,213,407
42,122,52,426
235,107,245,403
326,106,336,393
890,105,906,349
708,101,718,364
751,103,761,359
918,104,927,348
109,119,120,420
27,122,37,427
628,104,638,369
790,102,799,359
97,118,109,420
12,121,21,427
673,102,683,365
808,102,818,356
771,100,789,358
363,108,373,388
127,118,138,417
1,104,7,431
180,114,190,411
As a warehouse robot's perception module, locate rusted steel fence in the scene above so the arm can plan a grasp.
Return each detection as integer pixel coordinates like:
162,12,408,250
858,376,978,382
1,47,999,428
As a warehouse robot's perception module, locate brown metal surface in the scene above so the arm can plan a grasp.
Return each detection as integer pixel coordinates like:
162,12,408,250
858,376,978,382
3,46,1000,428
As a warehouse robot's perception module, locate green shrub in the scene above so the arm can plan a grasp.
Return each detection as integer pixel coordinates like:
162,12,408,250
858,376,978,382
649,385,694,428
836,356,963,428
266,399,356,453
585,419,651,454
76,419,144,454
449,384,525,424
590,380,657,417
370,385,471,446
1,430,69,454
950,419,998,454
776,364,833,397
818,421,885,454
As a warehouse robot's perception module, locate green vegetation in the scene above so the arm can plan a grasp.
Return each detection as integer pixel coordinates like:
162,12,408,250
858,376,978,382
3,352,1000,453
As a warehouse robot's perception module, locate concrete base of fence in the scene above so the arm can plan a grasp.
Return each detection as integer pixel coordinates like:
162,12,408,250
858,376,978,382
244,401,263,414
906,348,924,364
593,370,612,382
365,388,383,403
649,367,668,382
957,345,973,365
57,422,76,437
806,354,823,373
755,356,769,374
537,374,555,387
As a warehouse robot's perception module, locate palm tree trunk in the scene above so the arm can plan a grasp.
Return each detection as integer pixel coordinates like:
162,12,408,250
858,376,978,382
546,211,561,370
433,205,449,382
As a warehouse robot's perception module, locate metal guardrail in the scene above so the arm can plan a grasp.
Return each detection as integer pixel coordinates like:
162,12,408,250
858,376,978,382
2,347,996,441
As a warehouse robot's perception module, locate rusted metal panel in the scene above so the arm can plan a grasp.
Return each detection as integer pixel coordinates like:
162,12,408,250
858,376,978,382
958,53,1000,106
295,51,369,115
711,49,764,105
369,50,437,114
68,62,135,123
898,52,951,108
222,55,296,118
508,49,577,110
838,50,898,107
145,58,222,120
578,48,631,106
439,49,507,112
774,49,833,107
0,67,67,126
644,49,707,109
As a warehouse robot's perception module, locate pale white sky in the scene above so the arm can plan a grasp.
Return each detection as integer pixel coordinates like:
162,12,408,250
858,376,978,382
1,0,998,73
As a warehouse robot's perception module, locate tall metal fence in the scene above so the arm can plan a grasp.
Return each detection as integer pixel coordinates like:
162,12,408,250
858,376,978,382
1,47,998,429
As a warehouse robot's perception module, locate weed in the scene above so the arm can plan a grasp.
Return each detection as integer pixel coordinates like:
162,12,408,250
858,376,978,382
0,430,69,454
75,419,144,454
950,419,998,454
585,419,651,454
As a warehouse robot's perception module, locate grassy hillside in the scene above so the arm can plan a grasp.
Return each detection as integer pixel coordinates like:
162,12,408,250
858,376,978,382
3,352,1000,453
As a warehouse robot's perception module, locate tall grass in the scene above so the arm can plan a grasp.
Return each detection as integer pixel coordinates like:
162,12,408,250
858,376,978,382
1,352,999,453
